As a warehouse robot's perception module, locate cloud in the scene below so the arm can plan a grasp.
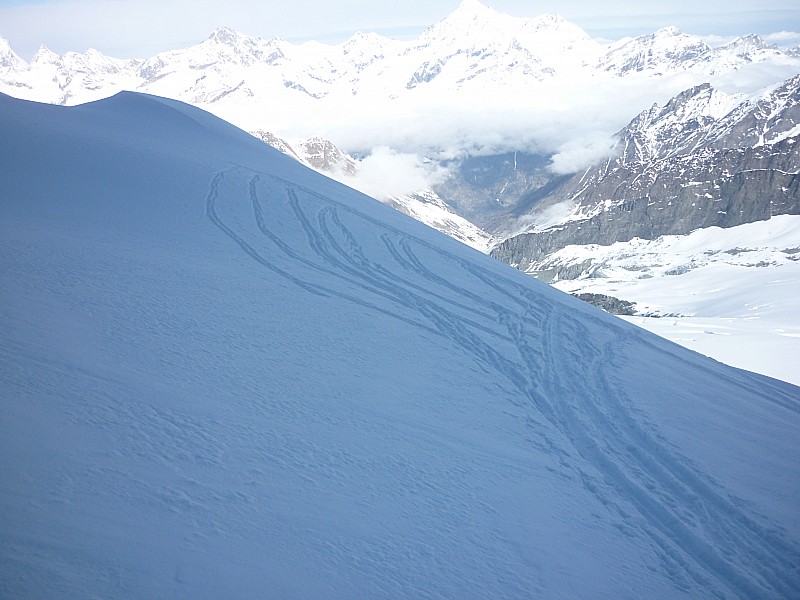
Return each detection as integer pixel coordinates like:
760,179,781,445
708,60,800,93
273,63,792,185
548,132,620,175
287,84,632,162
331,146,450,200
762,30,800,48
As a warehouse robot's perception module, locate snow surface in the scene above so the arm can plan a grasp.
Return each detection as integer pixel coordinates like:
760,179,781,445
1,92,799,599
546,216,800,386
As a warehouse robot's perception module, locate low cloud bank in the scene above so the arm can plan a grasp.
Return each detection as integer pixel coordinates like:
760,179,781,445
275,65,799,192
548,132,620,175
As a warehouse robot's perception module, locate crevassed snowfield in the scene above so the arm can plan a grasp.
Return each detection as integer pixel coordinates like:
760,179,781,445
547,217,800,385
1,92,799,599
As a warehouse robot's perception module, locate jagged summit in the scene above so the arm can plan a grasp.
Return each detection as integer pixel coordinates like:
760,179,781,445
31,45,59,65
723,33,771,51
208,25,235,42
208,25,242,45
417,0,508,44
654,25,682,36
420,1,581,45
600,27,712,74
0,36,25,70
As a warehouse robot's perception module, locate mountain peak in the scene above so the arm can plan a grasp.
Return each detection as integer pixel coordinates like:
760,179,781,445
453,0,494,15
654,25,682,37
31,45,61,66
719,33,774,54
439,0,505,27
208,26,241,45
0,37,26,70
530,13,569,27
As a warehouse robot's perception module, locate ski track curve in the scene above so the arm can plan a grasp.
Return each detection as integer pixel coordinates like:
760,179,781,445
206,169,439,335
204,167,800,599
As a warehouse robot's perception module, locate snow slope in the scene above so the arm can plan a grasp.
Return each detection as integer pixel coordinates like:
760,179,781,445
1,92,799,599
545,215,800,385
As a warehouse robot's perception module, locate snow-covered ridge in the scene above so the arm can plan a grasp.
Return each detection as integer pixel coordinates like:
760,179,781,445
597,26,792,76
618,74,800,164
1,0,797,115
486,75,800,385
542,214,800,285
600,26,713,75
2,88,799,600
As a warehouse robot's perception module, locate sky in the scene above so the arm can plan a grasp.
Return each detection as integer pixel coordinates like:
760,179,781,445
1,0,799,59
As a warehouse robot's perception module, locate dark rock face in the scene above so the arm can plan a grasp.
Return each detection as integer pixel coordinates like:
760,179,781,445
491,76,800,272
572,293,637,315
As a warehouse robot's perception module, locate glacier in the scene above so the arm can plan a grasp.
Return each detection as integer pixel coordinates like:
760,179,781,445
1,91,799,599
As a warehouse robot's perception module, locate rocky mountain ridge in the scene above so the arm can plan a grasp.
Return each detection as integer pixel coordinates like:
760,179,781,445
491,75,800,275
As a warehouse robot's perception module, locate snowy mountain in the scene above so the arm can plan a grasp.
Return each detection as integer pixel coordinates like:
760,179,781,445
1,1,797,123
405,0,600,87
0,2,604,108
536,215,800,385
597,27,791,76
599,26,713,75
0,37,26,70
381,189,496,251
492,75,800,268
2,1,797,249
2,1,798,388
252,130,358,175
2,91,799,599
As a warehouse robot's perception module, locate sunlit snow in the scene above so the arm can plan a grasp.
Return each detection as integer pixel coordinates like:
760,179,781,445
547,216,800,385
1,92,798,599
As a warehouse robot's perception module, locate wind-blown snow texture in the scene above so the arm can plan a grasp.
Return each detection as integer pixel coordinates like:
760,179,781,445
1,92,799,599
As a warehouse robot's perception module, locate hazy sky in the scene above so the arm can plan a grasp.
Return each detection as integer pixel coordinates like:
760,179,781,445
1,0,799,59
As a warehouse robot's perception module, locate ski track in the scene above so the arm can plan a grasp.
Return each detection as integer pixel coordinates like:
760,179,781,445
205,170,439,336
204,167,800,599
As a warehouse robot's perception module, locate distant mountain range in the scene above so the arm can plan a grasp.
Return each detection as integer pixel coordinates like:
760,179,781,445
2,1,797,112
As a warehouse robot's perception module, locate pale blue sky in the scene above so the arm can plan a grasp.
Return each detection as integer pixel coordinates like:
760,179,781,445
1,0,799,59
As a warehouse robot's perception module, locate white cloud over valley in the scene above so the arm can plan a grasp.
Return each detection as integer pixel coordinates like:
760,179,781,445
332,147,451,200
